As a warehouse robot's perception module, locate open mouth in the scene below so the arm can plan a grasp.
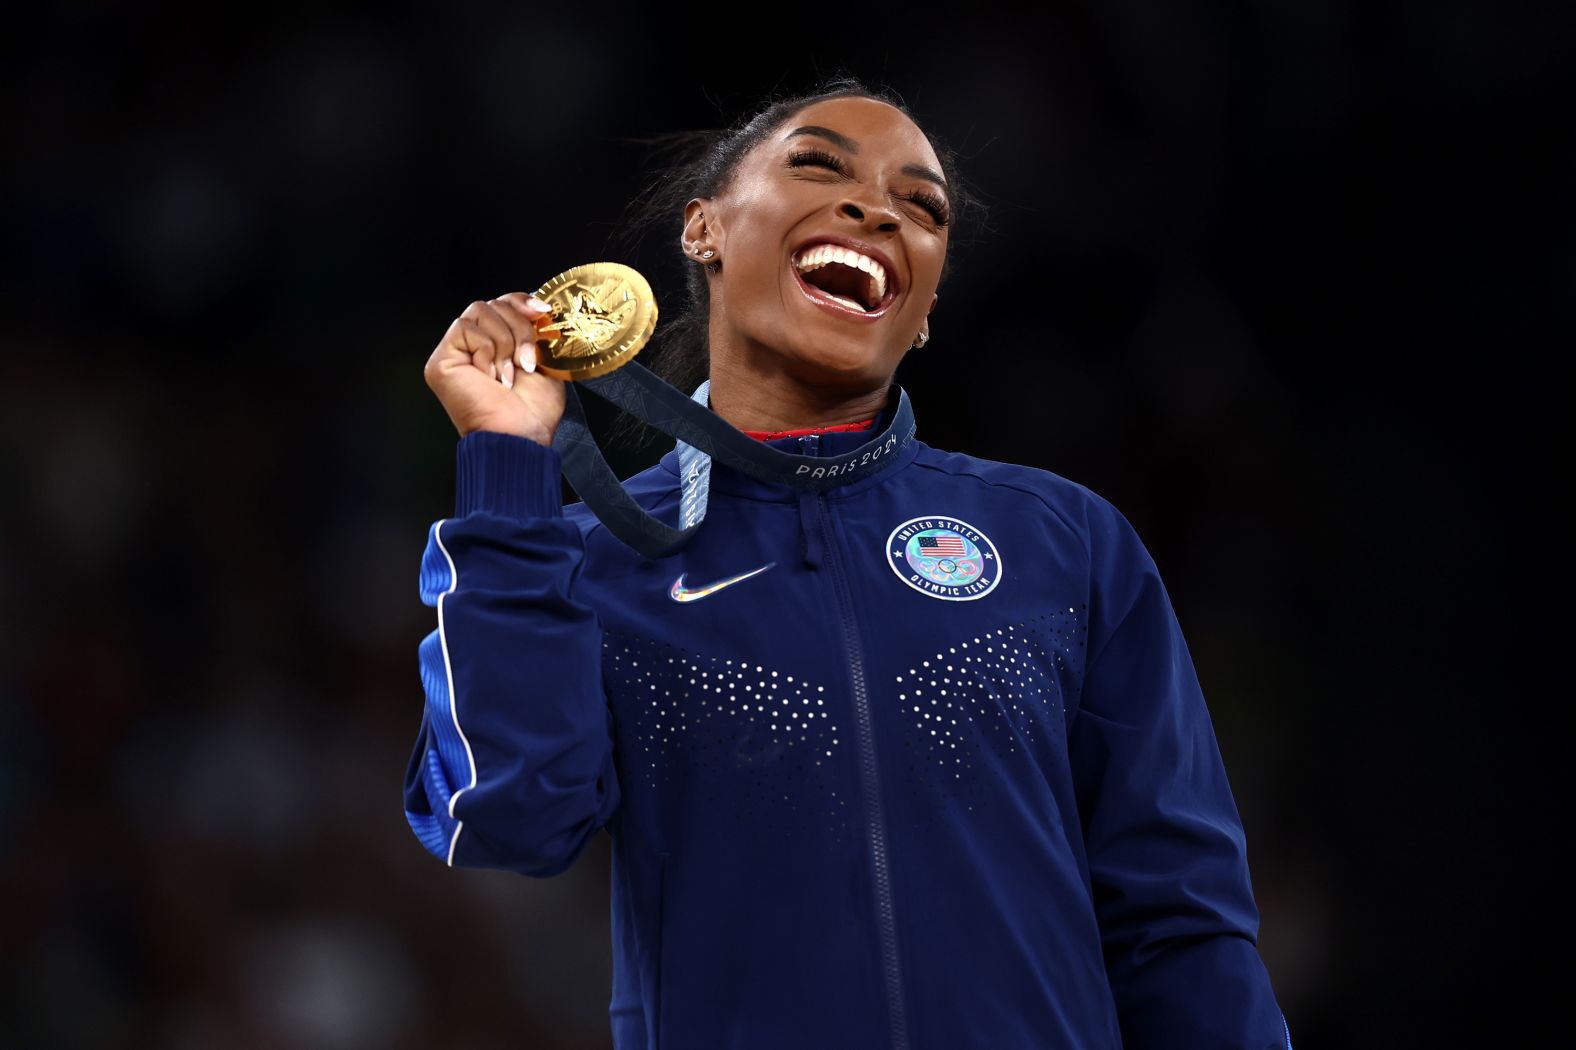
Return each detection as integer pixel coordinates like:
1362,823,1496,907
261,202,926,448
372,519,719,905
791,242,897,317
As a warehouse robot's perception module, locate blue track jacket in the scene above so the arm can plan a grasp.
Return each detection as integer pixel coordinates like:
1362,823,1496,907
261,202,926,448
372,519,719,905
404,398,1290,1049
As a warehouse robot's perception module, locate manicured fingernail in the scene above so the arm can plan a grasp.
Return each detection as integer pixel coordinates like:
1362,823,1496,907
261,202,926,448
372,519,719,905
518,345,536,373
526,296,551,313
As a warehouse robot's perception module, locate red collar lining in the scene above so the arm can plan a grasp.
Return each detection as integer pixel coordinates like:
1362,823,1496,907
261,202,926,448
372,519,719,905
741,418,877,442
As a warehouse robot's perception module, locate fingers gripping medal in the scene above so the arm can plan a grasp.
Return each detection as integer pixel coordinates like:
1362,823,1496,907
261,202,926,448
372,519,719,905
531,262,657,380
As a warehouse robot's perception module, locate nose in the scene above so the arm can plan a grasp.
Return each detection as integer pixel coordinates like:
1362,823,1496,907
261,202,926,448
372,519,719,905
837,194,901,234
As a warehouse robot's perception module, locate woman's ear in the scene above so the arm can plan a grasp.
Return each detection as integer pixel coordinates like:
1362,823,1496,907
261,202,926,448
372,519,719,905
681,197,717,262
916,294,938,347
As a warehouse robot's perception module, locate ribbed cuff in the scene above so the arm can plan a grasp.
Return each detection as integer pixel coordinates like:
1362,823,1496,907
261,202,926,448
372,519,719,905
455,430,563,519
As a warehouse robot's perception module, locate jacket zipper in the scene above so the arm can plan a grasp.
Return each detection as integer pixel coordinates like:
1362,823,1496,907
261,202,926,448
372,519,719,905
802,432,909,1050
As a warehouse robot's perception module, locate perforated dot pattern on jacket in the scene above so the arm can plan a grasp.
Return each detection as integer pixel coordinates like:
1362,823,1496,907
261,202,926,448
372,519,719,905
601,629,852,841
893,607,1087,829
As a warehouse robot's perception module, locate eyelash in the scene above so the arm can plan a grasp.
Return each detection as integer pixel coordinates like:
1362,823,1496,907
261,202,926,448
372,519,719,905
786,148,952,227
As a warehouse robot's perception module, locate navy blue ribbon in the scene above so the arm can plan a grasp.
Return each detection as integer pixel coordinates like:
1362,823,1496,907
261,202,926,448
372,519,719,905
552,360,914,559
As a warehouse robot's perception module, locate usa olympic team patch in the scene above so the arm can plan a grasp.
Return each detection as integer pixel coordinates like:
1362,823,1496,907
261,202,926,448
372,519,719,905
886,516,1002,601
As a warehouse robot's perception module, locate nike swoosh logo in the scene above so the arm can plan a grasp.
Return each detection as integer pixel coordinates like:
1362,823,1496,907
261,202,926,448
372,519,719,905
669,562,777,603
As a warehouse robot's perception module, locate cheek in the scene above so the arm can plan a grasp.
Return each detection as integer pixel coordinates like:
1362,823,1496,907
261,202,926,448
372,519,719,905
907,247,947,305
724,215,794,304
721,214,778,269
915,239,948,283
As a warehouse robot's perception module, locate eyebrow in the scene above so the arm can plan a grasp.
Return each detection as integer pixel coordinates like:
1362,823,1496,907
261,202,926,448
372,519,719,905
785,125,950,195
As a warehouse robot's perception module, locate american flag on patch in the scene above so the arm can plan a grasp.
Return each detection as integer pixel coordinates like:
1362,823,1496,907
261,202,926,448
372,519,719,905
918,534,967,557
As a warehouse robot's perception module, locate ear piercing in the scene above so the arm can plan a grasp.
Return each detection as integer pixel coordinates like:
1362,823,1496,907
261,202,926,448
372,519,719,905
691,246,715,259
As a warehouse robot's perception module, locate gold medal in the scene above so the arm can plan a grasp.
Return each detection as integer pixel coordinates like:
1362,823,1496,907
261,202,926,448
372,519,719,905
531,262,658,380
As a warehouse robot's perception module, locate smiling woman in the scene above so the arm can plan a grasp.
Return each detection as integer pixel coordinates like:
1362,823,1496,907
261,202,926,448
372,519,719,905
684,96,946,402
602,79,982,446
407,75,1293,1050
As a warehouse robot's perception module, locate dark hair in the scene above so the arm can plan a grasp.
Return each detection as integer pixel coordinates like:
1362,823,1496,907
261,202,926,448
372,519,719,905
603,74,988,452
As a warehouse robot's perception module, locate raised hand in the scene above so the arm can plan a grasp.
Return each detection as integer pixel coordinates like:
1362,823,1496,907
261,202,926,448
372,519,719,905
423,293,566,446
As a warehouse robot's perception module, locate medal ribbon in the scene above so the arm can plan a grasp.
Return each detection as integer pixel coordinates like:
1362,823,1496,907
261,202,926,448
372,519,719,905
552,359,915,559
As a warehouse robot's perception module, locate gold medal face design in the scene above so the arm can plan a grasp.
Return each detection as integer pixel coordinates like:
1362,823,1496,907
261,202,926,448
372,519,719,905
532,262,657,380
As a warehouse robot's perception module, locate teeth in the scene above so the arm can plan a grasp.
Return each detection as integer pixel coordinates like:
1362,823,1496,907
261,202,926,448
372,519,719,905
793,243,888,304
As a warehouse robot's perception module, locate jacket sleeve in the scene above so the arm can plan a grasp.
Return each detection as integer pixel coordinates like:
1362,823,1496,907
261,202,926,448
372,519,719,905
403,429,620,878
1068,491,1290,1049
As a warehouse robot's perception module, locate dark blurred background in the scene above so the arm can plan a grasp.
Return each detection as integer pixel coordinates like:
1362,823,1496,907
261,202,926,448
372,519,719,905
2,2,1569,1047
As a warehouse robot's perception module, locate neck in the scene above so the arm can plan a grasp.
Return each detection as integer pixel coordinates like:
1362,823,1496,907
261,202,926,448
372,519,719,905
707,350,891,435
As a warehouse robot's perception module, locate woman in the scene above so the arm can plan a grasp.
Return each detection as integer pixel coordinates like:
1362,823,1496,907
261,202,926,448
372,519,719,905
406,78,1291,1050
